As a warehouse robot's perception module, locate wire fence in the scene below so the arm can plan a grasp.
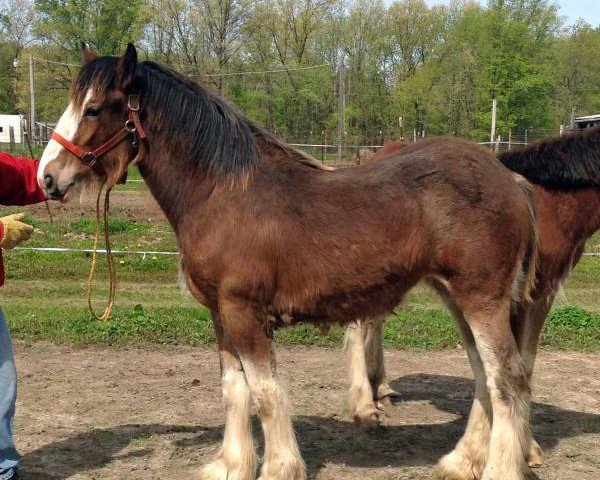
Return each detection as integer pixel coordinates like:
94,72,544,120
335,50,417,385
11,246,600,259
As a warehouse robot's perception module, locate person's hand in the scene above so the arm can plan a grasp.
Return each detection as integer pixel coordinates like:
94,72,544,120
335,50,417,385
0,213,35,249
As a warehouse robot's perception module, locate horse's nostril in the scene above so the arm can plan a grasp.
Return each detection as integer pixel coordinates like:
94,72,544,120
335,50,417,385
44,174,54,190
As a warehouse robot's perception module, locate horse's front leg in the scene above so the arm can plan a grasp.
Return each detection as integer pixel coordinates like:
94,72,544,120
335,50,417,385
511,296,556,468
221,297,305,480
345,321,382,427
199,313,256,480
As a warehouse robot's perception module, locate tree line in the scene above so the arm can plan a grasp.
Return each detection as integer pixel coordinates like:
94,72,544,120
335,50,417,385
1,0,599,146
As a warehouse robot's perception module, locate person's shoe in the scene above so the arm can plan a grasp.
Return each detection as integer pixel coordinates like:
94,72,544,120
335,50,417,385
0,468,19,480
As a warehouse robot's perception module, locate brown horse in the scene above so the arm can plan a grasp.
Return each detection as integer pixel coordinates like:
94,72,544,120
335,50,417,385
347,127,600,470
39,44,538,480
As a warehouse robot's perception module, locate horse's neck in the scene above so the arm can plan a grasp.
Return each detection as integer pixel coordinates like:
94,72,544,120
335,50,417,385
137,149,214,231
571,189,600,236
538,186,600,243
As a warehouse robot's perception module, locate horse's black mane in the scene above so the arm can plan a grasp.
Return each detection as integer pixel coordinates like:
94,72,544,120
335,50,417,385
73,56,320,178
498,126,600,189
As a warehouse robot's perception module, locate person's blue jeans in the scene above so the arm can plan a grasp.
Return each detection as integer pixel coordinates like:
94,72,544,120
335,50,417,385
0,308,18,474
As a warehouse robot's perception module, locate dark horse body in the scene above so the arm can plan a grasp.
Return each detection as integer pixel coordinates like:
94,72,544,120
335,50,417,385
39,45,538,480
347,129,600,470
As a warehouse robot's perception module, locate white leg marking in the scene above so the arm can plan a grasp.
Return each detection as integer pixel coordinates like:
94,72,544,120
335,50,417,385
475,333,530,480
345,321,381,427
199,368,256,480
437,346,490,480
242,362,305,480
363,316,398,405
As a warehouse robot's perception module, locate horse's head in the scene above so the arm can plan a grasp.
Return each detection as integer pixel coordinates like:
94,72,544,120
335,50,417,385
38,43,142,200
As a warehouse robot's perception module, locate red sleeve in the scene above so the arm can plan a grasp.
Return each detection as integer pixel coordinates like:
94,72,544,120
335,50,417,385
0,152,47,206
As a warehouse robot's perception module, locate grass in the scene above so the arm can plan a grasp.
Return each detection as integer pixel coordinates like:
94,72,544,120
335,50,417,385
1,192,599,351
5,302,600,351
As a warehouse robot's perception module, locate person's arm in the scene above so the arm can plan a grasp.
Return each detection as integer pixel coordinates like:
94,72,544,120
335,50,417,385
0,152,47,206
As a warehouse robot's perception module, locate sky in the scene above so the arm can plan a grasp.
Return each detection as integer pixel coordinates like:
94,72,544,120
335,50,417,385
422,0,600,27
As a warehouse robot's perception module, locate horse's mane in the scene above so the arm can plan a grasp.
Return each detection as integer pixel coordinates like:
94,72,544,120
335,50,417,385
498,126,600,188
72,57,325,178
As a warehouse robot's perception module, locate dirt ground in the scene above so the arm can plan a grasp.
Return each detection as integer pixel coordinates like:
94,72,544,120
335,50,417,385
12,343,600,480
27,189,166,223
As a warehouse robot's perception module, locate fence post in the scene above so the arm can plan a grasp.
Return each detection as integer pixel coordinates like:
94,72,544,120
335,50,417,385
337,59,345,161
9,126,15,152
490,97,497,147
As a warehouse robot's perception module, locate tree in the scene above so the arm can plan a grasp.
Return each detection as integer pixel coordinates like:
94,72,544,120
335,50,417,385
553,22,600,125
35,0,147,55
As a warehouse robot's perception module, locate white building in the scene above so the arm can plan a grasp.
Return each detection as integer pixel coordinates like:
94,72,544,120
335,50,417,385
0,114,24,143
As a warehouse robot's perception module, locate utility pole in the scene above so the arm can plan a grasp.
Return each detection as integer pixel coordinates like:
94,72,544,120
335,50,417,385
337,57,345,161
12,58,19,113
490,97,497,149
28,56,36,140
398,116,404,142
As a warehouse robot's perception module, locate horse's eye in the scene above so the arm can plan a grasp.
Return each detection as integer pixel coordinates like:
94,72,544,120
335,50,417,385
85,106,101,117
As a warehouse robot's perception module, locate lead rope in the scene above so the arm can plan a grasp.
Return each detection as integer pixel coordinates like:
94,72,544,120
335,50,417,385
87,181,117,321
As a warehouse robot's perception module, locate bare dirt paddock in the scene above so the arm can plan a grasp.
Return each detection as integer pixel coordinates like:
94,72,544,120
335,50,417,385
14,343,600,480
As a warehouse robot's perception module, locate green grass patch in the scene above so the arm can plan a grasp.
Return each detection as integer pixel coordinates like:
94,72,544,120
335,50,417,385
5,251,179,282
7,304,215,346
5,302,599,351
541,306,600,350
68,218,153,235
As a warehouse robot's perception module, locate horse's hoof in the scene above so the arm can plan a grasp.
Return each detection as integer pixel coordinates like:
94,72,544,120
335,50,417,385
480,468,525,480
436,448,478,480
527,439,544,467
376,384,401,407
354,408,382,428
258,455,306,480
199,456,255,480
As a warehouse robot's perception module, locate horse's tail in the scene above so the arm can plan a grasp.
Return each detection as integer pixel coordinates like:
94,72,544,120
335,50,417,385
512,173,539,304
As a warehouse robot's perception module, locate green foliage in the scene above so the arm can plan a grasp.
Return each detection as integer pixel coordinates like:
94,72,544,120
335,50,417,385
34,0,147,54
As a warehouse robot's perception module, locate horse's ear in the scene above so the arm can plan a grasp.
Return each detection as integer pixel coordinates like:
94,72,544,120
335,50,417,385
117,43,138,93
80,42,97,64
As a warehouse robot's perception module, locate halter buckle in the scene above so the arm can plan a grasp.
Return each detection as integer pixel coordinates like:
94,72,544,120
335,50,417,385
128,95,140,112
82,152,98,167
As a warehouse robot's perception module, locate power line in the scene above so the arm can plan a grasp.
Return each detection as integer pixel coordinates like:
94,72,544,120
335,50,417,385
29,57,331,77
190,63,330,78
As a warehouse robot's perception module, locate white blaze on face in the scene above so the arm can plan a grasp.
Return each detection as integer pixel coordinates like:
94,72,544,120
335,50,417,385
37,89,94,188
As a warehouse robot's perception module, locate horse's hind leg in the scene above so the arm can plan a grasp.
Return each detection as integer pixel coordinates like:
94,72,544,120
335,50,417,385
363,316,400,408
221,298,305,480
434,287,491,480
200,313,256,480
346,321,381,428
466,301,531,480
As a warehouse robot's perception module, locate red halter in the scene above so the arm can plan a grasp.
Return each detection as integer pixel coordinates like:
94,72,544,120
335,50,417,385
50,95,147,178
